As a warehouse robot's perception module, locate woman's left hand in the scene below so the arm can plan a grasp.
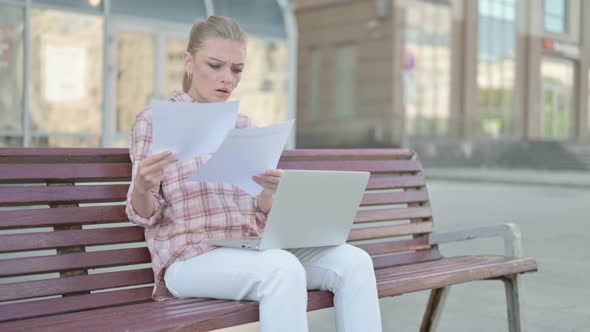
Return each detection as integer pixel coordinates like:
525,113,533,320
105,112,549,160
252,169,283,214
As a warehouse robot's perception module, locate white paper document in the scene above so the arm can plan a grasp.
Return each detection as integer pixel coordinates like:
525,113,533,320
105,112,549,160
151,100,240,161
188,119,295,196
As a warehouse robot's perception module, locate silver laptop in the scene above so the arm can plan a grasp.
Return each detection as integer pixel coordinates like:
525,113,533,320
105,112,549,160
206,170,370,250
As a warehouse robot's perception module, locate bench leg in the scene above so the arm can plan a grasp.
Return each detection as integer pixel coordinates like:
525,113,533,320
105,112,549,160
503,274,523,332
420,286,450,332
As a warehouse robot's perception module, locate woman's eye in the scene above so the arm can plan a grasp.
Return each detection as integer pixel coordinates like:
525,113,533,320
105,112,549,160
232,68,243,74
208,63,221,69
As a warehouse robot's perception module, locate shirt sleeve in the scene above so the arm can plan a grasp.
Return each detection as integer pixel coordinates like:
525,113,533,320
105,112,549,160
253,195,268,229
125,115,167,228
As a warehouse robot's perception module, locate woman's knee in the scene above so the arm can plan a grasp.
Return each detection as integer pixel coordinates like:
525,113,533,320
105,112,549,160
254,249,307,298
337,244,375,277
262,249,306,279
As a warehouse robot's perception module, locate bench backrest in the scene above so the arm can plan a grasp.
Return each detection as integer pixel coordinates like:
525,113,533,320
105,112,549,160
0,148,439,322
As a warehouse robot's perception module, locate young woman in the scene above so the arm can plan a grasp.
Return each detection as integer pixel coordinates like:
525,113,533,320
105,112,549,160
126,16,382,332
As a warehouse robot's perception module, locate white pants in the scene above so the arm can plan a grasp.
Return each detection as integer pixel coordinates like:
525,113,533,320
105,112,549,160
164,244,382,332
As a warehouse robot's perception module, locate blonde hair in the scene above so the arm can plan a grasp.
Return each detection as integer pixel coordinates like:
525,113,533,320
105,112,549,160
183,16,247,93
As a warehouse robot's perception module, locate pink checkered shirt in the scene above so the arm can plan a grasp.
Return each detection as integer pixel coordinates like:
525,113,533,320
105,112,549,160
125,90,268,301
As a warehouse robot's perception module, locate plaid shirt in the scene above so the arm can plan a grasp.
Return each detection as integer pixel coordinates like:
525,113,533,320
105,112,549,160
126,90,268,301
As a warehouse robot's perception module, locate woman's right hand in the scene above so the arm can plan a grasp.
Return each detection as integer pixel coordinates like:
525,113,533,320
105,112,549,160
133,151,178,194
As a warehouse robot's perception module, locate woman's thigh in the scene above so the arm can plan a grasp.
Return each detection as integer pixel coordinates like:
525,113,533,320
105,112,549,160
164,247,302,301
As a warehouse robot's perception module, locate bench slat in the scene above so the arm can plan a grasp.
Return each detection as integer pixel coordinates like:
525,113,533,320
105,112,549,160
0,227,144,253
376,256,538,297
0,206,128,229
0,247,150,278
0,268,153,302
371,249,442,269
355,237,431,255
348,222,432,242
278,159,421,173
0,148,130,164
0,163,131,184
354,206,432,223
0,286,154,322
361,191,429,206
366,175,426,190
0,184,128,207
376,255,489,278
0,185,429,207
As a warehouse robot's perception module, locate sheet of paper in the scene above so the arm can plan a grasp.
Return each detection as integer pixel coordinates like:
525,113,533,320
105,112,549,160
188,119,295,196
151,100,240,161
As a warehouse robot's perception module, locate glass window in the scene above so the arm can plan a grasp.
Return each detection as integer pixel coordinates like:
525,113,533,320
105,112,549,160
213,0,286,39
404,0,452,136
0,135,23,147
33,0,103,13
229,38,288,127
30,135,100,147
29,9,103,146
307,48,321,122
0,4,24,136
544,0,568,34
116,31,155,134
111,0,206,26
478,0,517,138
165,37,185,97
540,57,574,140
333,44,357,119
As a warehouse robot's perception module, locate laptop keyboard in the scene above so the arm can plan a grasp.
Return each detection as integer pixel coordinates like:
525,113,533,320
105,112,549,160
241,238,261,245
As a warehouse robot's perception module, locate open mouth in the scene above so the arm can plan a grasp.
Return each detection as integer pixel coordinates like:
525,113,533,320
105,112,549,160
216,88,229,94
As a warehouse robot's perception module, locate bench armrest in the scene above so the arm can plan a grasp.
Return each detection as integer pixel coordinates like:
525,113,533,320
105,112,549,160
428,223,523,258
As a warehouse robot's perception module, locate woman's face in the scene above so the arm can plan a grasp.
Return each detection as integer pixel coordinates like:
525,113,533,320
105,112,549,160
184,37,246,103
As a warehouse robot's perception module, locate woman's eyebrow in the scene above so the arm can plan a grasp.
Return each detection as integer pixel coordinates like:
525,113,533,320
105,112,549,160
208,56,244,66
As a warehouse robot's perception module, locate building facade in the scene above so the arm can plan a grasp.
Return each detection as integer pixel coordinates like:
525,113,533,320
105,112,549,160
0,0,292,148
293,0,590,169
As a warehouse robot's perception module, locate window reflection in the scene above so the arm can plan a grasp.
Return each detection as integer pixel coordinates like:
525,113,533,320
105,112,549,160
29,9,103,146
0,4,24,135
404,0,452,136
306,47,321,123
333,45,357,119
116,31,155,134
165,37,185,97
229,38,288,127
544,0,568,34
30,135,101,148
541,57,574,140
478,0,516,138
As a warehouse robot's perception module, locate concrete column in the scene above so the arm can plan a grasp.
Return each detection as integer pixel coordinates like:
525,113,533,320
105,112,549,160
460,0,479,139
513,0,529,139
390,0,406,147
576,0,590,142
448,0,464,138
523,0,544,139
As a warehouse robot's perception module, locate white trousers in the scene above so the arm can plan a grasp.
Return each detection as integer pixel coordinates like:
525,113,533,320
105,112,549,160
164,244,382,332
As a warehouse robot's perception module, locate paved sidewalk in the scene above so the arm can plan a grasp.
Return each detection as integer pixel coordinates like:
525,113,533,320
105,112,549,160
424,167,590,189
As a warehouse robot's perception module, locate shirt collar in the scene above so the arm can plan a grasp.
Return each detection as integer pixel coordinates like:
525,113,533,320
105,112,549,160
170,89,195,103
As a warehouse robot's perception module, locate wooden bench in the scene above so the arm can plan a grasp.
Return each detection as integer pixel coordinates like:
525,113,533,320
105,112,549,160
0,148,537,332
